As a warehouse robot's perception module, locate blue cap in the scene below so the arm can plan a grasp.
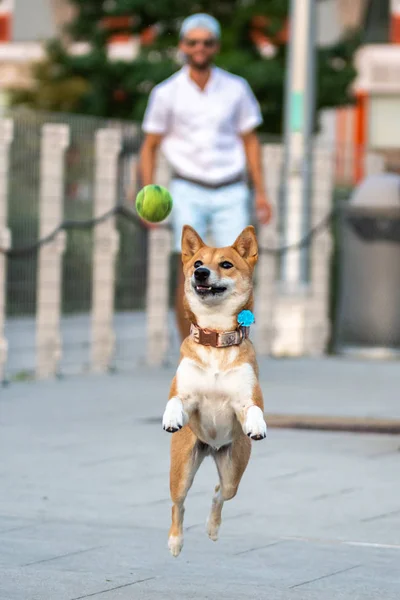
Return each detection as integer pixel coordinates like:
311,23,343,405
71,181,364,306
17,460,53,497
180,13,221,39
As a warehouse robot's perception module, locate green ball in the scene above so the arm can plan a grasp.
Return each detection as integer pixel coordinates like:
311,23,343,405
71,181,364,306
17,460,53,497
135,184,173,223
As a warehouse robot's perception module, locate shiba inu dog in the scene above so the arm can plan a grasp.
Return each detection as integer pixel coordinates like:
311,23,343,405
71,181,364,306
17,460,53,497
162,225,267,557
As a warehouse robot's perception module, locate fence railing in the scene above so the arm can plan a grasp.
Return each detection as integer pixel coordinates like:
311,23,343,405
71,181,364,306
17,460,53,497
0,110,386,382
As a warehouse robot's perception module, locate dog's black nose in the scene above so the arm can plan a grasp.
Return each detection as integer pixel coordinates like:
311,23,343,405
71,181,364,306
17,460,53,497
194,267,210,282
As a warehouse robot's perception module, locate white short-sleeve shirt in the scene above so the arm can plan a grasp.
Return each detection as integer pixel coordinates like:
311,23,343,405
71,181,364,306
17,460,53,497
142,66,263,185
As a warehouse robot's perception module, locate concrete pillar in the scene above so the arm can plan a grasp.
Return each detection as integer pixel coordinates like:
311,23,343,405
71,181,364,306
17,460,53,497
273,145,334,357
304,146,334,355
146,152,172,366
90,129,121,372
36,124,69,379
254,144,281,355
0,119,13,382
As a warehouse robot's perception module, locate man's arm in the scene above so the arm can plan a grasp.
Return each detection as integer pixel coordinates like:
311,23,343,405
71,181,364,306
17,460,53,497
127,133,163,205
128,82,168,202
241,131,272,225
138,133,164,187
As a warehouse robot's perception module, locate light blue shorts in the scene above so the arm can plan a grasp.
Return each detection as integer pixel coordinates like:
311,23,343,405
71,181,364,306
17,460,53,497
169,178,251,252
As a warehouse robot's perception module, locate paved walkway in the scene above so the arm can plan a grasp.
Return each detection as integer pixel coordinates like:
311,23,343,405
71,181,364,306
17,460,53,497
1,359,400,599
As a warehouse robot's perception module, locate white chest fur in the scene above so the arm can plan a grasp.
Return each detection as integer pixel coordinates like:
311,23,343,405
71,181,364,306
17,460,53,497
177,349,255,400
176,349,256,448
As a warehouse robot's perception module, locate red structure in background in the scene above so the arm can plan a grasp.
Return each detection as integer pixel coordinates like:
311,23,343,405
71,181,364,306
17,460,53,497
103,13,285,52
390,1,400,43
0,0,12,42
101,15,157,46
350,1,400,183
249,15,288,46
101,15,135,43
0,14,11,42
353,91,368,183
249,15,288,56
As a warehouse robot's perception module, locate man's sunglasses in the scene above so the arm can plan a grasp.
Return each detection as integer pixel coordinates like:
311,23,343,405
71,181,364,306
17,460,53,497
183,38,217,48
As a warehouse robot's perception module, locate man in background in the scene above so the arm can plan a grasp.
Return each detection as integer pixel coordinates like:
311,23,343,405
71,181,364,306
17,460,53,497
137,13,272,341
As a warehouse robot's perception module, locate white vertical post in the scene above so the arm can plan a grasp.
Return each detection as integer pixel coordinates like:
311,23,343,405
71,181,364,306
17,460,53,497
36,124,69,379
0,119,13,382
146,152,172,366
91,128,121,372
282,0,316,287
254,145,281,355
304,146,334,355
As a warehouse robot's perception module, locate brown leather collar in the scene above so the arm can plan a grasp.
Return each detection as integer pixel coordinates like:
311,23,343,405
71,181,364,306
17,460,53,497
190,324,250,348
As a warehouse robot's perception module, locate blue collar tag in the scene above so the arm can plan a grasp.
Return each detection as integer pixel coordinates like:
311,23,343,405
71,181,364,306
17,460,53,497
237,310,255,327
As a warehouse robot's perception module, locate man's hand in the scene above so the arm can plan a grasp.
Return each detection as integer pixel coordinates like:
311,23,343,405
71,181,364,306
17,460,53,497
241,131,272,225
255,191,272,225
126,184,136,205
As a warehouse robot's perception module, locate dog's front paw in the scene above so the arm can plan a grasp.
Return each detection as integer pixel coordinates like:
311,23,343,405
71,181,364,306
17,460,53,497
244,406,267,441
162,397,187,433
168,535,183,557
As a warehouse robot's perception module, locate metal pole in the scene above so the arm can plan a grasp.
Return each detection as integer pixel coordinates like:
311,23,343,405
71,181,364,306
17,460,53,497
281,0,316,289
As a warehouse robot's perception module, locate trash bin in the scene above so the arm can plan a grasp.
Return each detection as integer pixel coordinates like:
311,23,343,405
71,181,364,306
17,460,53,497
335,173,400,358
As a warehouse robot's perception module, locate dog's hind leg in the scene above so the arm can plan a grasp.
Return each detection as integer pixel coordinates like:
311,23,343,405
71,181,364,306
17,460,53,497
207,435,251,541
169,427,205,557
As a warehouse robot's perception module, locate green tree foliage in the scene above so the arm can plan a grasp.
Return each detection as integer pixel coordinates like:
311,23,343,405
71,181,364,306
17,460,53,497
10,0,360,134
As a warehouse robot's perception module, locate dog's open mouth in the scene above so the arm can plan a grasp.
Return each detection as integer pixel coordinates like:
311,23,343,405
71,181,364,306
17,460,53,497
194,284,227,296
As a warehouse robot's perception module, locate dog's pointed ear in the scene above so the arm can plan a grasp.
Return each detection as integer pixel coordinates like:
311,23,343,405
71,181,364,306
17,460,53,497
181,225,205,263
232,226,258,267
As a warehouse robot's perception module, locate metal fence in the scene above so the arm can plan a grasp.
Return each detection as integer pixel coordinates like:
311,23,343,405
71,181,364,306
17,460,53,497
0,109,387,383
1,110,150,380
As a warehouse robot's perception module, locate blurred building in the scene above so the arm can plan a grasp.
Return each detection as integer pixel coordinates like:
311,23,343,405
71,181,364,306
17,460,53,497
0,0,399,184
0,0,141,93
0,1,362,91
0,0,62,91
352,0,400,181
318,1,400,184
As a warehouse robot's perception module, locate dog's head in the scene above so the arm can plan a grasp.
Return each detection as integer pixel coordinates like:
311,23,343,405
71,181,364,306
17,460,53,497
181,225,258,320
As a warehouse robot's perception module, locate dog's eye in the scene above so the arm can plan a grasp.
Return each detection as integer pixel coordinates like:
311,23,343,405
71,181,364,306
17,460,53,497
194,260,203,269
220,261,233,269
